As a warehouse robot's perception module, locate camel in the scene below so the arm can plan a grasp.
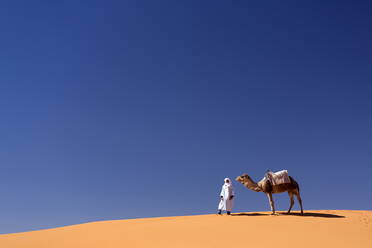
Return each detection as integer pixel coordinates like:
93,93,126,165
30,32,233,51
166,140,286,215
235,173,303,215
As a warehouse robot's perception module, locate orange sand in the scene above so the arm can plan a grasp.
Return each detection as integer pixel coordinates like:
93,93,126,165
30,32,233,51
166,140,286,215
0,210,371,248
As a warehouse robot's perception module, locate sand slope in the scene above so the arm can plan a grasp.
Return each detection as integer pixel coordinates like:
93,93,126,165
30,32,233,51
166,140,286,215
0,210,371,248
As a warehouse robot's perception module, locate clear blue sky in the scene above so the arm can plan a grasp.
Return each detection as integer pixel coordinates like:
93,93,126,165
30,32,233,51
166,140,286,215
0,0,371,233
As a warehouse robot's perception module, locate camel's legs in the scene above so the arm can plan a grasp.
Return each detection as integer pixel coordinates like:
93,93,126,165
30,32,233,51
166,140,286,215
287,192,294,214
267,193,275,214
295,191,304,215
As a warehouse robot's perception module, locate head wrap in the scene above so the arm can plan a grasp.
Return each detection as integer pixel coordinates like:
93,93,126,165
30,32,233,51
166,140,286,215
224,178,233,188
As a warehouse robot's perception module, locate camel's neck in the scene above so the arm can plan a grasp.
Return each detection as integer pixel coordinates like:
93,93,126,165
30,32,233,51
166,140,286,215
243,178,262,192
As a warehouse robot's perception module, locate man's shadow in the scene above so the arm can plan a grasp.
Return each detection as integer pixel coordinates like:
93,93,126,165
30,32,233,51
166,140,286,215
232,212,345,218
231,213,268,216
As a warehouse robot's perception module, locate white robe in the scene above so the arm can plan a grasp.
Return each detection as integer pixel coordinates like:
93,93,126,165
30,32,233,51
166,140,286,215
218,181,234,211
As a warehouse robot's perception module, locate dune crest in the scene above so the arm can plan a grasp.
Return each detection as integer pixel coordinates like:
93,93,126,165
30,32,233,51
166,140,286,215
0,210,371,248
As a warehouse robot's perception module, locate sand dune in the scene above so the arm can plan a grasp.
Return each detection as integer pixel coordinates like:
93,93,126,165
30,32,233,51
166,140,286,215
0,210,371,248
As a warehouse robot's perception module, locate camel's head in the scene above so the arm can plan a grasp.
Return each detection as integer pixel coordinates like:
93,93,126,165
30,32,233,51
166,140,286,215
235,173,250,184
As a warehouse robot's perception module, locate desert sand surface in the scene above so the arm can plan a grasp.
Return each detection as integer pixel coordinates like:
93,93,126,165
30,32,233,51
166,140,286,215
0,210,371,248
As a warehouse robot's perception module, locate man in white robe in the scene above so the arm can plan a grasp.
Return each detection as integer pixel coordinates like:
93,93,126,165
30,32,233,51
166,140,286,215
218,178,235,215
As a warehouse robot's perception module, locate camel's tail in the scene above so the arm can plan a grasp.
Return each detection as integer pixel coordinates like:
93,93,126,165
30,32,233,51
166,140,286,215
289,176,300,192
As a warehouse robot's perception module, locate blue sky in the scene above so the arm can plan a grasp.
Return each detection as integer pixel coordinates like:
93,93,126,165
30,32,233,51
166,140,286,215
0,0,371,233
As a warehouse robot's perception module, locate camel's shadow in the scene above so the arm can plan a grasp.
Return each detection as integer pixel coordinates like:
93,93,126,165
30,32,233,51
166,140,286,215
232,212,345,218
283,212,345,218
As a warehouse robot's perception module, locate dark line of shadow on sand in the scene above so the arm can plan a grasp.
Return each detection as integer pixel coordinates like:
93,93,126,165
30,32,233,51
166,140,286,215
231,213,269,216
232,212,345,218
282,212,345,218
